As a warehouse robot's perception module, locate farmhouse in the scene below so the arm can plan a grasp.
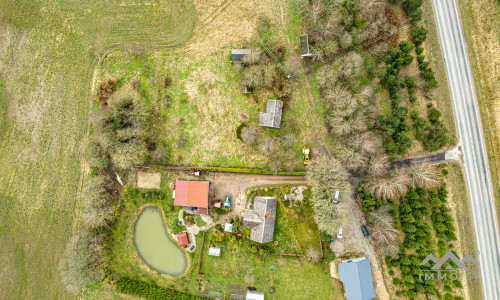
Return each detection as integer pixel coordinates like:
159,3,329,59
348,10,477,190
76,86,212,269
258,100,283,128
177,232,189,247
337,257,375,300
300,34,312,57
230,49,251,63
242,196,277,243
174,180,209,212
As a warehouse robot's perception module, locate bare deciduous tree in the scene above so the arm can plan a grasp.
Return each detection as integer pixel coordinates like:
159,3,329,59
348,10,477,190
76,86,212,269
307,156,351,235
59,233,101,294
306,246,322,262
240,126,259,146
408,166,442,189
364,172,410,200
258,136,276,154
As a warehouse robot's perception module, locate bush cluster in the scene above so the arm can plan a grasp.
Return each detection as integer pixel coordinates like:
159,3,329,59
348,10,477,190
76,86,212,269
116,278,208,300
402,0,423,24
195,166,306,176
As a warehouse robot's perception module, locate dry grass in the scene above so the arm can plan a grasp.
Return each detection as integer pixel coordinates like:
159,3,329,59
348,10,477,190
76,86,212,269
94,0,332,169
445,162,483,299
456,0,500,230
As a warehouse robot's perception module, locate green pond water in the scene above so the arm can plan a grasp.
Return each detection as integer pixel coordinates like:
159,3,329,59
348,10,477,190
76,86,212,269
134,207,187,276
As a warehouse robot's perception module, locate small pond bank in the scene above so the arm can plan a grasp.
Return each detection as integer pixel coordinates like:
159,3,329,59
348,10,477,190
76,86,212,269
134,206,187,276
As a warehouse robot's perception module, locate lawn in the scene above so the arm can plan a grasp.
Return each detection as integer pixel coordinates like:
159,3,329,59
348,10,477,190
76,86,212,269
0,0,195,297
199,228,335,300
246,185,322,255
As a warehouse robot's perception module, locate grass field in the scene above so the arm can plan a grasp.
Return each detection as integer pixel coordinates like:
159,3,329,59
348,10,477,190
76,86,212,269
0,0,196,298
456,0,500,232
94,41,332,169
445,162,482,299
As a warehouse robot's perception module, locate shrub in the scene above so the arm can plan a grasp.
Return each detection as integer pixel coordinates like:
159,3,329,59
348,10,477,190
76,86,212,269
116,278,208,299
410,27,428,47
393,278,400,285
96,79,115,105
409,96,417,103
415,47,424,55
405,78,415,88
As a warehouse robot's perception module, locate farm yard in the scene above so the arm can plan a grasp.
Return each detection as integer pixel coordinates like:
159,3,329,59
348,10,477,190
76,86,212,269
108,169,339,299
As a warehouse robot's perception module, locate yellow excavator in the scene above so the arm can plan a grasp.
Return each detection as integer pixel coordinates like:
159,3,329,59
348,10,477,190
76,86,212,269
302,146,310,165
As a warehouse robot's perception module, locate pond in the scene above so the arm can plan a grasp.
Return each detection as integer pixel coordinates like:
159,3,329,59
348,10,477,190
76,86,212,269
134,207,187,276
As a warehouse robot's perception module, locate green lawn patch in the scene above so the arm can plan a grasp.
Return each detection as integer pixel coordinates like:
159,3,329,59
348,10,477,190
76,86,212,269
194,216,206,227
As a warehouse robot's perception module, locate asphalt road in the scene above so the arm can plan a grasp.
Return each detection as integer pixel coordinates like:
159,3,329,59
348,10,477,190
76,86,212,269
432,0,500,298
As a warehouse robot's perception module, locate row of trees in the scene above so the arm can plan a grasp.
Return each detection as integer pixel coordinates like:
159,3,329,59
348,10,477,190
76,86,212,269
363,165,464,298
89,85,167,171
59,174,117,293
306,156,351,236
60,81,165,294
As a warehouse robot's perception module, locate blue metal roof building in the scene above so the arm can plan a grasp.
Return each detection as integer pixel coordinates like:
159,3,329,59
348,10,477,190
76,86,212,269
338,257,375,300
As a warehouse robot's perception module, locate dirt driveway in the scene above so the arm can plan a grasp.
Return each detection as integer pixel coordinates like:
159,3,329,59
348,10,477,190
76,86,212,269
331,197,390,300
162,167,308,217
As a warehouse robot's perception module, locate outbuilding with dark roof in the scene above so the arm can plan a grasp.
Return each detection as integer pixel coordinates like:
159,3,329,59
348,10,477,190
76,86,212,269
258,100,283,128
230,49,251,63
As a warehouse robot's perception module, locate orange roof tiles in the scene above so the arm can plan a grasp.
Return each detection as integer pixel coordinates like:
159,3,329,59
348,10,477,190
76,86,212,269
174,180,209,208
177,232,189,247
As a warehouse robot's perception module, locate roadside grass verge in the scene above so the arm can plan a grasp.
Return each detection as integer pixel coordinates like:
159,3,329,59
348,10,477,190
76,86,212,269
445,162,482,299
422,0,457,145
456,0,500,236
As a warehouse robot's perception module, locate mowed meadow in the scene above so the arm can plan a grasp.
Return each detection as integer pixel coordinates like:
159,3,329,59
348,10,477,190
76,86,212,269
0,0,196,298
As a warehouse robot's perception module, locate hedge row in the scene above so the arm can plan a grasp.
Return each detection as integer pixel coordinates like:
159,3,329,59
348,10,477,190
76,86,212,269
195,166,307,176
116,278,208,300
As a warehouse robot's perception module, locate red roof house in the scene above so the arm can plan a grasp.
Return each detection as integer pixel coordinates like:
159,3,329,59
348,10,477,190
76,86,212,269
177,232,189,247
174,180,209,208
198,207,208,215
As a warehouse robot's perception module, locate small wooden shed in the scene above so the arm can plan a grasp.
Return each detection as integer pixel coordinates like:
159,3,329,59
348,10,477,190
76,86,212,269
177,232,189,247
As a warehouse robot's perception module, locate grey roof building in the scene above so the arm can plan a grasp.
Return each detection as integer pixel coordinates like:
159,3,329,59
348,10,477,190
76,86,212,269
338,257,375,300
258,100,283,128
243,196,277,243
300,34,312,57
230,49,251,62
